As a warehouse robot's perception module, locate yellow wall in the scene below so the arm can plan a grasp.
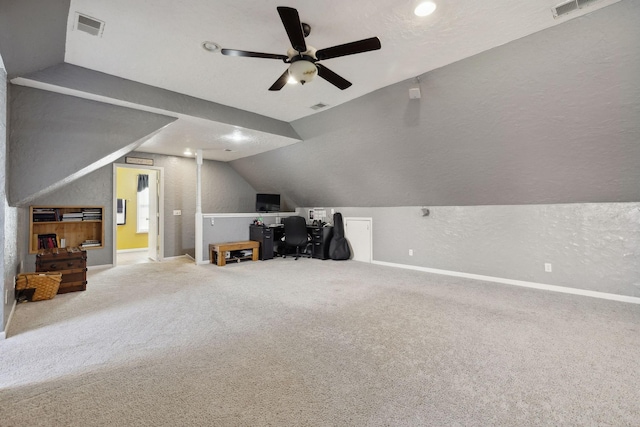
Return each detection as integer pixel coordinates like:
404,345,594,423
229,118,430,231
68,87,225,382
116,167,148,250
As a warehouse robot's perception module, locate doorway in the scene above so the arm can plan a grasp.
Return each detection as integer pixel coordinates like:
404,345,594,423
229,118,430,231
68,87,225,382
344,217,373,263
113,164,164,266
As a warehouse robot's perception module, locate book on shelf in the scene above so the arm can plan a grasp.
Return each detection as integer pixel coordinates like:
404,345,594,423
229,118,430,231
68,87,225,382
80,239,101,248
37,233,58,250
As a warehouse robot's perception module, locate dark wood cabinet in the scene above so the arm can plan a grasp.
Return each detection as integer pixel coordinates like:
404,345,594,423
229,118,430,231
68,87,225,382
36,247,87,294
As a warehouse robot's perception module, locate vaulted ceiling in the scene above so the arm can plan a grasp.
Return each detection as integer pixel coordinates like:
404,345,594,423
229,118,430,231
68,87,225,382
1,0,624,161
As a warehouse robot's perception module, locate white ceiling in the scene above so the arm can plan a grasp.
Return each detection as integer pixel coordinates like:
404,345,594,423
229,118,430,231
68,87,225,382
58,0,621,161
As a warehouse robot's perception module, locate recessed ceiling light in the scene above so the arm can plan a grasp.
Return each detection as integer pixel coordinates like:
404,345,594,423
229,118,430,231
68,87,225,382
184,149,193,156
414,1,437,17
222,129,250,143
202,41,221,52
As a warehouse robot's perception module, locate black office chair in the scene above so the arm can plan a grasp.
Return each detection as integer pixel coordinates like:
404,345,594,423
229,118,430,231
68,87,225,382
281,216,311,260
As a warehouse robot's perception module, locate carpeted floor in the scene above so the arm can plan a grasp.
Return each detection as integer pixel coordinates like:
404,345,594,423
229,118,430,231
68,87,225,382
1,257,639,426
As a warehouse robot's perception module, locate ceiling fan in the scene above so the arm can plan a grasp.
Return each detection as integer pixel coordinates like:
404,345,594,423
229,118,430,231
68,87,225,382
221,6,381,91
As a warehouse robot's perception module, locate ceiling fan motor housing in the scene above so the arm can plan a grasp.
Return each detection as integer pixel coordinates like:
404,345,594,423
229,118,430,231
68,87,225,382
221,6,381,90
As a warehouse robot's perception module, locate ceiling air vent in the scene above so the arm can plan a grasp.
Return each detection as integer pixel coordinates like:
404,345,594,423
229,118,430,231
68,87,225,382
552,0,603,18
552,1,579,17
310,103,329,110
75,13,105,36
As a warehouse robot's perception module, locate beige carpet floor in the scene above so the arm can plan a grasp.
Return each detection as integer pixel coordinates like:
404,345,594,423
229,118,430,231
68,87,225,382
1,257,639,426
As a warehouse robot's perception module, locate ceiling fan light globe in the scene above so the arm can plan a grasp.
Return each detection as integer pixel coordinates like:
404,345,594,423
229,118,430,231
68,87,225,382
414,1,437,17
288,60,317,85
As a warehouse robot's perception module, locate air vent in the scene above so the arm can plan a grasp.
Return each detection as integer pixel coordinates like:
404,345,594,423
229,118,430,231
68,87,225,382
552,0,603,18
577,0,600,6
75,13,105,36
310,103,329,110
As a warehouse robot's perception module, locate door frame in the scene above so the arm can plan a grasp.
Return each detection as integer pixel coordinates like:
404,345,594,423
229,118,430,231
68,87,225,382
113,163,165,264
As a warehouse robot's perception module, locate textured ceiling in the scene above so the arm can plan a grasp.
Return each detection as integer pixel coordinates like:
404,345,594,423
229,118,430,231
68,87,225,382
27,0,624,160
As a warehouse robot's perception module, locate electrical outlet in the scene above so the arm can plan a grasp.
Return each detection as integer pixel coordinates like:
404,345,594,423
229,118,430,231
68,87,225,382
210,218,214,226
409,249,414,256
173,210,182,216
545,263,552,272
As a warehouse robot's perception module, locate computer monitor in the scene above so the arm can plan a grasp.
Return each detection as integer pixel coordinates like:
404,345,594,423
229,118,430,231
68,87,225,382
256,193,280,212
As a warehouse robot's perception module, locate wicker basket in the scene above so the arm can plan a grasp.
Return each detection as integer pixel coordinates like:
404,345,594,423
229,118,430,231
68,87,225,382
15,273,62,302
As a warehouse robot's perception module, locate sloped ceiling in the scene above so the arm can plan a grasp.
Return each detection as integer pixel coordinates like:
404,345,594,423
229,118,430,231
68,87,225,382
232,0,640,206
1,0,638,207
0,0,625,161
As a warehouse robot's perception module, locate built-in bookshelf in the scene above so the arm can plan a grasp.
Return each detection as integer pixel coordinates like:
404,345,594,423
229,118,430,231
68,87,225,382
29,206,104,253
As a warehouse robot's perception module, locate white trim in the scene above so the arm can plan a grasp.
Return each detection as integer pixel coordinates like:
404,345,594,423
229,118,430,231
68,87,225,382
163,254,191,261
202,212,297,219
372,260,640,305
1,300,17,340
87,264,113,271
117,248,147,253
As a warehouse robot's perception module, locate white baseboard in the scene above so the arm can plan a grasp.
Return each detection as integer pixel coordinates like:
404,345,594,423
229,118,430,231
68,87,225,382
163,255,191,261
1,300,17,340
372,260,640,305
88,264,113,271
116,248,147,253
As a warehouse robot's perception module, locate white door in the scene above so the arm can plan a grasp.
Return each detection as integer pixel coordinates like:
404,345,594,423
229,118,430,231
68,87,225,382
147,170,159,261
344,217,372,263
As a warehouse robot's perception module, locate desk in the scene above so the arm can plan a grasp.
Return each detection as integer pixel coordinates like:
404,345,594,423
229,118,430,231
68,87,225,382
250,224,333,260
249,225,284,260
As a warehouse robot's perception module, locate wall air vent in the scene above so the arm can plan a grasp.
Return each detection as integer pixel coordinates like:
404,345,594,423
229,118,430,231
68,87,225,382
310,103,329,110
552,0,603,18
75,13,105,36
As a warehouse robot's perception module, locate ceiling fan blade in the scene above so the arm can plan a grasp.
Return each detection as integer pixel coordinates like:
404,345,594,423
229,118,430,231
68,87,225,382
269,69,290,91
316,64,352,90
221,49,288,61
315,37,381,61
277,6,307,53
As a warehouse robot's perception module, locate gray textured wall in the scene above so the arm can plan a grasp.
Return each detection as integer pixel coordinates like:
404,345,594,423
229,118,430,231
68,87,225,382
0,0,69,77
19,152,258,269
23,164,114,268
8,86,176,206
115,152,258,259
21,64,300,141
201,213,294,261
231,1,640,207
300,204,640,297
2,60,20,334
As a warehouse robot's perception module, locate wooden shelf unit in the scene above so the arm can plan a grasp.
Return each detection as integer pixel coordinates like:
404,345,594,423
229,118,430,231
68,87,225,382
29,206,104,254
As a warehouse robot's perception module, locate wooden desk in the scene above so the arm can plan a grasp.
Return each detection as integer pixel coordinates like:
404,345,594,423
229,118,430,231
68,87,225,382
209,240,260,266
